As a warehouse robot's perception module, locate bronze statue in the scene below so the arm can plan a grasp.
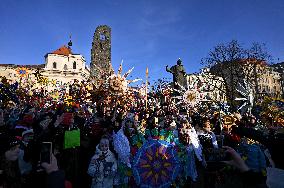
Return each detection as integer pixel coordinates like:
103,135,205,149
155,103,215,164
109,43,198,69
166,58,187,90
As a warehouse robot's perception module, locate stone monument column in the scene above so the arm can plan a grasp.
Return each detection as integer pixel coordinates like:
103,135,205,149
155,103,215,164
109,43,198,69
90,25,113,80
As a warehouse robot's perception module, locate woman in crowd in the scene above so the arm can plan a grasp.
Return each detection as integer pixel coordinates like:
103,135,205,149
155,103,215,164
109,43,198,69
0,133,65,188
0,134,21,188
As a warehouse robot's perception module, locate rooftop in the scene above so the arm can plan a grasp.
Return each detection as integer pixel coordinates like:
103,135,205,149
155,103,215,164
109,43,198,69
51,45,73,56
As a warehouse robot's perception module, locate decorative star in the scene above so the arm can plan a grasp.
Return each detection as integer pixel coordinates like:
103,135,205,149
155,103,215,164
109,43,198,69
16,67,29,77
235,80,254,114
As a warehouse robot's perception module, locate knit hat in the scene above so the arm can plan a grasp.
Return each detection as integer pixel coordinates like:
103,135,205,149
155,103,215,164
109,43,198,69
21,129,34,144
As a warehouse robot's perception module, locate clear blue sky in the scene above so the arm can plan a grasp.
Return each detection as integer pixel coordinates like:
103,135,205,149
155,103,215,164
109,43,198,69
1,0,284,83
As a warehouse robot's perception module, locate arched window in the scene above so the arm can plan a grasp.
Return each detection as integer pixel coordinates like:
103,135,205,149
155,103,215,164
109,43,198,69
64,64,67,70
53,62,57,69
73,61,76,69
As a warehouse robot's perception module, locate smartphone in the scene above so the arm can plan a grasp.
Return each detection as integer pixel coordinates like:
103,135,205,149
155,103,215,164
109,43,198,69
40,142,52,164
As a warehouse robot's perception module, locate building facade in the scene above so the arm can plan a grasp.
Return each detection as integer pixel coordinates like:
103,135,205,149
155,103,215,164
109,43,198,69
210,59,283,100
43,45,90,86
0,44,90,92
0,64,44,85
240,59,282,98
257,66,282,98
270,62,284,98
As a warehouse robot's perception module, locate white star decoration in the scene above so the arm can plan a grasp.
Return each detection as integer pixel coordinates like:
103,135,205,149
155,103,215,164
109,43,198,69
172,77,208,108
235,80,254,114
106,61,141,94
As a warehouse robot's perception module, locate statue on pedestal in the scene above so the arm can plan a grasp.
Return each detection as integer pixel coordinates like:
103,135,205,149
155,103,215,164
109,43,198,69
166,58,187,91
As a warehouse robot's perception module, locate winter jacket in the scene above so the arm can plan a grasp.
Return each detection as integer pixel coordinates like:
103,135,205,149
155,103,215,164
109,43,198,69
87,145,117,188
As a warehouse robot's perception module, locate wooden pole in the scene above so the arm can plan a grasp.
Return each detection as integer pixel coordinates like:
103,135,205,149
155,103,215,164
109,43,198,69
219,104,224,147
146,67,149,110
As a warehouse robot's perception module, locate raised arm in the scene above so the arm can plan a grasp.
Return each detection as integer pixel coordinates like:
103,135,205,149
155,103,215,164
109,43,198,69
166,65,173,73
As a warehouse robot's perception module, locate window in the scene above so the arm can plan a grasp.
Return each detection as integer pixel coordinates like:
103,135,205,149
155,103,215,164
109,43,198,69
100,33,106,41
64,64,67,70
53,62,57,69
73,61,76,69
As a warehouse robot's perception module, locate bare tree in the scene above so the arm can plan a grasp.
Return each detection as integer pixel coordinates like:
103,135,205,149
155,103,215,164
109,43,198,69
202,40,244,108
247,42,272,62
202,40,272,109
244,43,272,97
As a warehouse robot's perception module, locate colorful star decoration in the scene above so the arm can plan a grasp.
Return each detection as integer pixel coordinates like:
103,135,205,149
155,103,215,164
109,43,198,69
16,67,29,77
133,140,180,187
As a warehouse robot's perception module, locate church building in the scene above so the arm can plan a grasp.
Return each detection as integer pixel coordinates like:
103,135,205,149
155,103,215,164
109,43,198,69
0,40,90,91
42,42,90,86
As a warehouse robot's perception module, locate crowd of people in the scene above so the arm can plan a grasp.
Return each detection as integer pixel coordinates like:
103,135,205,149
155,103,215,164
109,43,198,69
0,76,284,188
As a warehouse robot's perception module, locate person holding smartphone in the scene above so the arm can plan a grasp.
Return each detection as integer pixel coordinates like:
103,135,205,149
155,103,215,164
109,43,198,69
41,154,65,188
0,134,21,188
1,131,67,188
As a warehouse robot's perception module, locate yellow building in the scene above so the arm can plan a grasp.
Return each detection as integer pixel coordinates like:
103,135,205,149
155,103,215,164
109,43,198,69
240,59,282,98
209,59,283,99
257,67,282,98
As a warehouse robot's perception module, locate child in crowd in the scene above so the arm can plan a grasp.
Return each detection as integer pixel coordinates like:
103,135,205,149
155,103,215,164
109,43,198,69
197,119,218,149
87,137,117,188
